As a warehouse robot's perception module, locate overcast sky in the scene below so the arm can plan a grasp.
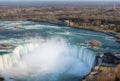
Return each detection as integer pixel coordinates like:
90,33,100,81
0,0,120,2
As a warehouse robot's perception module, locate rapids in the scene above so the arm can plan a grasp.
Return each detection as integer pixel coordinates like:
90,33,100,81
0,21,120,81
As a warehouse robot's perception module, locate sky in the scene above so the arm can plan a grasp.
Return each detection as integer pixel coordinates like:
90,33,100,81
0,0,120,2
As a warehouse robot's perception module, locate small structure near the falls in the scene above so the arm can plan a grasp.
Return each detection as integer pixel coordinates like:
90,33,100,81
89,40,102,47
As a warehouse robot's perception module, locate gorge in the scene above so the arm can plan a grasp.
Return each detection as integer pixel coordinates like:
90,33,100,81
0,21,120,81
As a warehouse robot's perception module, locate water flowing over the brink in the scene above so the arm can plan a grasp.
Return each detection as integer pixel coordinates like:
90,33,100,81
0,38,96,81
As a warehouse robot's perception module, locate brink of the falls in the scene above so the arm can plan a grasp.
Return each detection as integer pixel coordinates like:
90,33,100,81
0,38,96,81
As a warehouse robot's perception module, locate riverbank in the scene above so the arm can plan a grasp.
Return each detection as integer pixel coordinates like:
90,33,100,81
1,19,119,80
60,21,120,81
67,22,120,81
66,21,120,43
82,52,120,81
83,64,120,81
27,19,120,43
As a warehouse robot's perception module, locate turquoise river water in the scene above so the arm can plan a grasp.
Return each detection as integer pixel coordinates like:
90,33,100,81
0,21,119,81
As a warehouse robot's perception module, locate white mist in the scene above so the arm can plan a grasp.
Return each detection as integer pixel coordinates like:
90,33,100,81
0,37,96,81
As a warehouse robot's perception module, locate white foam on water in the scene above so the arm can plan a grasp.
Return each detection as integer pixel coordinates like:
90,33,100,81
0,37,96,81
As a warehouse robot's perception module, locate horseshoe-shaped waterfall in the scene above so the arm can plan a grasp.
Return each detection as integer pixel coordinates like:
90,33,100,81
0,21,120,81
0,38,96,81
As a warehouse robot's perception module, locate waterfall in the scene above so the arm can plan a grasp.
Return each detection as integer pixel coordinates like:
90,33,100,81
0,43,41,70
0,38,96,81
69,46,96,69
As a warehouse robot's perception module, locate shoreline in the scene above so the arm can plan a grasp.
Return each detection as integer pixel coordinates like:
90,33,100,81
0,19,120,81
0,19,120,44
1,19,120,45
35,20,120,43
68,24,119,39
0,19,118,33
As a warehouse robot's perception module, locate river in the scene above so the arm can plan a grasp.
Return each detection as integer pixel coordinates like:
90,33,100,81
0,21,119,81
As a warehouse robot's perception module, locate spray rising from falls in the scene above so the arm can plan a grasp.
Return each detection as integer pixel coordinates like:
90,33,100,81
0,38,96,81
